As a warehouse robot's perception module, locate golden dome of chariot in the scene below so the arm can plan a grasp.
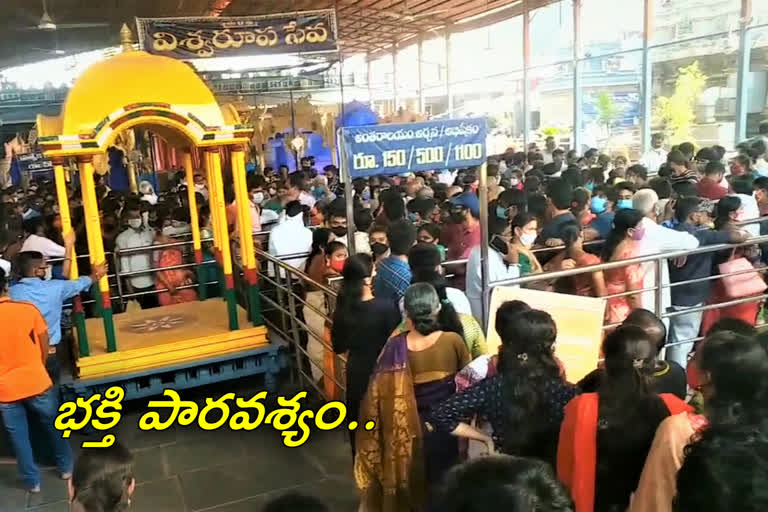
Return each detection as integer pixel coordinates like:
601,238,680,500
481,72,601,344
61,50,225,136
37,25,251,157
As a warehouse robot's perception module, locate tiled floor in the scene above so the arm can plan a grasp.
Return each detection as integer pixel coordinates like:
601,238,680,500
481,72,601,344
0,376,358,512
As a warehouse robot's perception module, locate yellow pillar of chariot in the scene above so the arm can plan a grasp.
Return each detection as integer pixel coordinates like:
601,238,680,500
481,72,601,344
230,145,261,325
78,156,118,351
53,159,90,356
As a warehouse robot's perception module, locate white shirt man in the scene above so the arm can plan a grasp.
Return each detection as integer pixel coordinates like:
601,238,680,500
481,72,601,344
267,204,312,278
640,135,668,173
116,224,156,290
466,244,520,323
633,190,699,315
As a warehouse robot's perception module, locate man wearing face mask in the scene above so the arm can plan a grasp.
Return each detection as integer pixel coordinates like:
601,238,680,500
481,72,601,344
495,189,527,222
584,185,617,241
324,165,342,197
116,205,157,310
369,225,389,264
235,175,266,238
10,246,106,382
615,182,635,210
667,198,748,367
326,207,349,241
632,189,699,321
192,174,209,201
248,177,279,226
446,193,482,261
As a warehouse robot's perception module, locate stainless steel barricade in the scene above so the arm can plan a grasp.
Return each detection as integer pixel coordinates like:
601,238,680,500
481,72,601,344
253,247,346,402
489,233,768,352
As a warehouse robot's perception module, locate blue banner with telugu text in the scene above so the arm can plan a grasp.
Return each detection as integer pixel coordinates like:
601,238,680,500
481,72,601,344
341,118,487,178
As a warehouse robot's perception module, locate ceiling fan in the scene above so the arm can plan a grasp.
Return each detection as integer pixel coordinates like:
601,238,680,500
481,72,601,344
379,0,452,21
15,0,111,31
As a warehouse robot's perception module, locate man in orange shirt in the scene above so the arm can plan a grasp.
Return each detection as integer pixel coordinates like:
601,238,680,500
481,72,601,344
0,268,73,493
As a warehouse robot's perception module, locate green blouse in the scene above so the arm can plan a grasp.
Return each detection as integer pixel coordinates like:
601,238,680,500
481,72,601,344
519,252,533,275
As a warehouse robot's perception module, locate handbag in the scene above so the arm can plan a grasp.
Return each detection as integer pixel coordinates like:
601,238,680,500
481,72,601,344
718,257,767,300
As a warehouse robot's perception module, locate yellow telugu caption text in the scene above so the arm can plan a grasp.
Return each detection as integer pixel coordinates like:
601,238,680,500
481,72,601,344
54,387,375,448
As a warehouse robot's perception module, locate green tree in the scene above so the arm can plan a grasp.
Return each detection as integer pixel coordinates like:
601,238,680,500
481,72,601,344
653,60,708,144
596,91,620,133
542,127,560,137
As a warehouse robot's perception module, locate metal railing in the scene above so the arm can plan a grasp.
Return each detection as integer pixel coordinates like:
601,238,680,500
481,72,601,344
49,216,768,400
55,230,302,311
253,247,345,401
488,233,768,351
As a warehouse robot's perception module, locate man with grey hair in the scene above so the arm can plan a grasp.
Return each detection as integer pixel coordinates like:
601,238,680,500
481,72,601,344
632,188,699,334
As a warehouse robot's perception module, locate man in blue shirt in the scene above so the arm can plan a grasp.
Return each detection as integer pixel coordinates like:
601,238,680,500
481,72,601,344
373,219,416,303
537,178,576,244
667,197,748,367
10,244,106,382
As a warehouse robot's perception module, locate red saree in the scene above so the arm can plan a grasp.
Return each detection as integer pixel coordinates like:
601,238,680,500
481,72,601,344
557,393,693,512
155,248,198,306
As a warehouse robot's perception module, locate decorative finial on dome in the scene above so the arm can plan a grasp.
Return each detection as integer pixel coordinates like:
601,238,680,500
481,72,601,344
120,23,134,53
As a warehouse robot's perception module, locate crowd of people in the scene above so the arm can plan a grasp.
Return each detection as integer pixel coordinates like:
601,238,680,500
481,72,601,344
2,123,768,510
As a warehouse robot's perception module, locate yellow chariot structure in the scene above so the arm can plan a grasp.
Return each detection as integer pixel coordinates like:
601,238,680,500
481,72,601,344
36,26,276,398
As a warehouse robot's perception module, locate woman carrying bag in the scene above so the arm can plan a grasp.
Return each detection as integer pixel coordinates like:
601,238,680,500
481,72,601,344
700,196,766,334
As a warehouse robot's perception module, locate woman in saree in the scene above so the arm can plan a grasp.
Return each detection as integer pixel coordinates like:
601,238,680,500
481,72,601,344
154,222,197,306
557,325,692,512
355,283,470,512
630,330,768,512
304,229,342,383
394,243,486,359
601,209,646,325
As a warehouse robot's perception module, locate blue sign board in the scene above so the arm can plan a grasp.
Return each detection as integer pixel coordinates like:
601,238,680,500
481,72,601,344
340,118,487,178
